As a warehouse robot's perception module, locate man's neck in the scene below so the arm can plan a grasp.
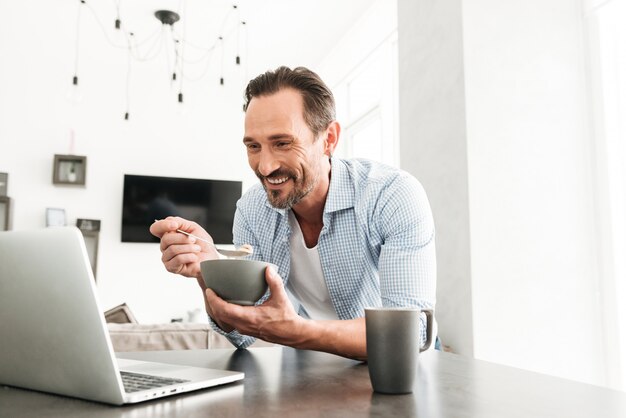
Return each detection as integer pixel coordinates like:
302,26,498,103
291,164,331,248
292,207,324,248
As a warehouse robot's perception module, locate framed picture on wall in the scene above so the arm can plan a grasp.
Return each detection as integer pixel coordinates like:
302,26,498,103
46,207,66,227
77,219,101,280
0,172,7,196
0,196,11,231
77,218,101,232
53,154,87,185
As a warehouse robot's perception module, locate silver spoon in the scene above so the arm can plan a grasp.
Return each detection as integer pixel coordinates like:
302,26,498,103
175,229,253,258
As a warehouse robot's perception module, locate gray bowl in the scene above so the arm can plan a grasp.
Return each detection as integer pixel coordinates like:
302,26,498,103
200,259,275,306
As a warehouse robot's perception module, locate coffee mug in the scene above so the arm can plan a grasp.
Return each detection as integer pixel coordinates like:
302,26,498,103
365,307,433,394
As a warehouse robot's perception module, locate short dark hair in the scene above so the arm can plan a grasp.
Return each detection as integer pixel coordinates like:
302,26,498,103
243,66,336,136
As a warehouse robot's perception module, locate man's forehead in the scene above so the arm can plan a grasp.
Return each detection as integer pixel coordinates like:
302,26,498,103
244,89,309,136
246,88,304,114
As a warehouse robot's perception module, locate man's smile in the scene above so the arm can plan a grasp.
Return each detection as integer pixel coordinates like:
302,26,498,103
266,176,289,185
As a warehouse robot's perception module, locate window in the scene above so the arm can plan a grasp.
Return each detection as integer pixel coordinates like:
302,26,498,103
333,33,399,167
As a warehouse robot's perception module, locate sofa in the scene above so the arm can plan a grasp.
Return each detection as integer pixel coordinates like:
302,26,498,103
104,303,273,352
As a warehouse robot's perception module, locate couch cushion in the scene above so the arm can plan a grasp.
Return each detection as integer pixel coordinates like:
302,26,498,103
107,323,215,351
107,323,274,351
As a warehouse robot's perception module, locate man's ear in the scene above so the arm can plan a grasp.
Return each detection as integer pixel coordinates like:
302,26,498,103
323,121,340,158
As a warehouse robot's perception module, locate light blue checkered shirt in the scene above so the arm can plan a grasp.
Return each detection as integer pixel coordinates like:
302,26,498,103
211,158,437,348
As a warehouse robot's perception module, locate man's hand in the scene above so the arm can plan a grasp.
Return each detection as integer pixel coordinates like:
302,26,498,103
205,266,307,344
150,216,219,280
207,260,367,360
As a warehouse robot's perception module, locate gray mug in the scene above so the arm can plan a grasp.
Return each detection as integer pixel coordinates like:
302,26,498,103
365,307,433,394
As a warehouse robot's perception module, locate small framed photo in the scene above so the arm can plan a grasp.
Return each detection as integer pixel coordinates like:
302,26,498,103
0,196,11,231
77,218,101,232
77,219,101,279
53,154,87,185
46,207,67,227
0,172,7,196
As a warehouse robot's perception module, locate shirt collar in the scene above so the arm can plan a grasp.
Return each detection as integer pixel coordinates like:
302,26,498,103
324,157,355,213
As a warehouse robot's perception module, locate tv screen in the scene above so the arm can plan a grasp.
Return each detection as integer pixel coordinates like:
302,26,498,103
121,174,242,244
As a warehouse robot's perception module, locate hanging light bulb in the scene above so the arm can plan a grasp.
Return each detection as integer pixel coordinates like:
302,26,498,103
219,36,225,86
123,35,132,121
177,91,187,115
235,15,243,66
169,36,179,89
66,75,83,104
67,0,84,105
114,0,122,30
234,5,241,66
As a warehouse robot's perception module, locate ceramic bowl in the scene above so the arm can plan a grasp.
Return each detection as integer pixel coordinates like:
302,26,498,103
200,259,275,305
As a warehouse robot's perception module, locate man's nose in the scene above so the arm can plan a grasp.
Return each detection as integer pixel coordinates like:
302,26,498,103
257,149,280,177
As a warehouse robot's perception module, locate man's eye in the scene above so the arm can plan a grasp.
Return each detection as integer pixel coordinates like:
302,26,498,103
246,143,260,151
276,142,290,148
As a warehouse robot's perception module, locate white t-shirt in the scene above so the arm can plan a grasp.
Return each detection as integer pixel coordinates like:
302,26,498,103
286,211,338,321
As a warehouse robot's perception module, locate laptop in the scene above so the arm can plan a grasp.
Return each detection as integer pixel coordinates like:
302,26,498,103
0,226,243,405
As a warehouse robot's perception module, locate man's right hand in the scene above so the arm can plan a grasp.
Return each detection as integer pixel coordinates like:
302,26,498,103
150,216,219,280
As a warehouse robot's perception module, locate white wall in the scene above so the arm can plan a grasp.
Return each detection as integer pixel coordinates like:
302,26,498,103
398,0,607,386
317,0,397,88
397,0,474,358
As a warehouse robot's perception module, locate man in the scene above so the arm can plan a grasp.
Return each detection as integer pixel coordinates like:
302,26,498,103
150,66,436,360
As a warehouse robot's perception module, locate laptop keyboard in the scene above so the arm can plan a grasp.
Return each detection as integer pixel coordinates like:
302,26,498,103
121,371,190,393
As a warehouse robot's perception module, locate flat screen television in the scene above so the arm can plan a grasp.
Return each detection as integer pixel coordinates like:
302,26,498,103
121,174,242,244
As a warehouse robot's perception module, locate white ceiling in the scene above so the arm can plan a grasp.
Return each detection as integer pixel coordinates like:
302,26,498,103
111,0,379,76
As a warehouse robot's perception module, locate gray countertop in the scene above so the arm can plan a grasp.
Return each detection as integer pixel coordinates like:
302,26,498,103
1,347,625,417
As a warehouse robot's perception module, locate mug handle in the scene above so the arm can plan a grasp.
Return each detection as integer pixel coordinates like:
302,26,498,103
419,309,434,352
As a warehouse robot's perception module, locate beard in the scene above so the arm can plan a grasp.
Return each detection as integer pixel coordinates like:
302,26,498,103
256,167,318,209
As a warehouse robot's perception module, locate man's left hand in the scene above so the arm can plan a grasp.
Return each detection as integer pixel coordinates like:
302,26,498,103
204,266,306,345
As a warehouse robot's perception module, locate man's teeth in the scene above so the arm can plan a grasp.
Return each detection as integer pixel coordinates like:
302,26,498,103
267,176,289,185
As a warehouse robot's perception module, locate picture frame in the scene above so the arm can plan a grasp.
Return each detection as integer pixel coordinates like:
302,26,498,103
0,172,7,196
0,196,11,231
77,218,101,232
77,218,101,279
53,154,87,185
104,303,138,324
46,207,66,227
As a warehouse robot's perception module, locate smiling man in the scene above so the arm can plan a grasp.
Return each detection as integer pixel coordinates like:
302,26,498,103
150,66,437,360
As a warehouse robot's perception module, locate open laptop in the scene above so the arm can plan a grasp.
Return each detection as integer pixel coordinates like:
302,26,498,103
0,226,243,405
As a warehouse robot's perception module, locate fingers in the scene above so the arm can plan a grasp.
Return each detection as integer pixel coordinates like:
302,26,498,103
149,217,179,238
160,230,201,264
204,267,297,342
151,216,210,241
205,288,247,318
151,217,219,278
162,249,200,274
204,288,237,333
264,266,287,302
